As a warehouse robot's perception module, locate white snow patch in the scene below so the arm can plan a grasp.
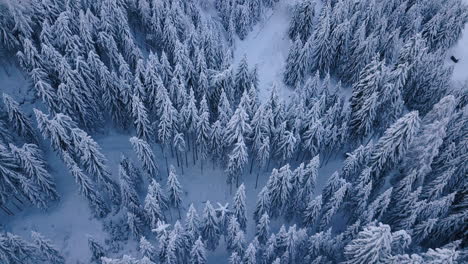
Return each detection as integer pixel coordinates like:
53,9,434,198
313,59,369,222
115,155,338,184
233,0,294,102
451,0,468,86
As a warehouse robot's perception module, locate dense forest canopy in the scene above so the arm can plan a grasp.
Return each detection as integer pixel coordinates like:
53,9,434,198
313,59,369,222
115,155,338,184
0,0,467,263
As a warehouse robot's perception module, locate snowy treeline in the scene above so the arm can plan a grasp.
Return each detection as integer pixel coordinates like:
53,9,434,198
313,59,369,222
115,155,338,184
0,0,467,263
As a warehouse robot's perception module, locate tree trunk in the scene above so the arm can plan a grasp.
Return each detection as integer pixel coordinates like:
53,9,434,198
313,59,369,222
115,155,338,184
255,172,260,189
249,156,255,174
1,205,13,215
11,201,21,211
13,195,24,205
265,157,271,172
165,156,170,177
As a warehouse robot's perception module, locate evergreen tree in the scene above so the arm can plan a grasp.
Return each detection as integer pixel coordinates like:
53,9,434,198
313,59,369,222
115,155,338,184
256,212,270,245
218,88,233,126
244,243,257,264
233,183,247,231
297,155,319,209
88,236,105,264
190,237,207,264
196,96,211,169
119,158,141,213
288,0,315,42
130,137,159,179
158,92,178,148
362,188,393,225
344,223,393,264
254,186,271,223
234,56,251,100
226,136,248,187
267,165,293,217
348,56,386,139
10,143,59,202
185,204,200,243
227,215,241,251
229,252,242,264
3,94,37,142
127,211,144,239
139,236,156,261
201,201,220,251
131,94,152,141
369,111,420,178
63,152,109,217
310,4,332,75
31,231,64,264
144,190,164,228
167,165,183,217
303,195,322,228
231,230,246,256
283,38,304,87
0,232,36,264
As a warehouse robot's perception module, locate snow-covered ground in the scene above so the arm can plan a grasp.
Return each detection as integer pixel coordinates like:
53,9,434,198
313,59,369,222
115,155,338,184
452,19,468,86
451,0,468,86
233,0,294,101
1,0,467,263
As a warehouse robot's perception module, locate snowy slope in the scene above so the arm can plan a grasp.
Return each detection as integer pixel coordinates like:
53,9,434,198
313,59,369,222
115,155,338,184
451,11,468,86
233,0,294,101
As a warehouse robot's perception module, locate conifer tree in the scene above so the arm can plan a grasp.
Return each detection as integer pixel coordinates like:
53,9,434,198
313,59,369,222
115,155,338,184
201,201,220,251
297,155,319,209
167,166,183,218
369,111,420,178
227,215,241,251
158,92,178,149
229,252,242,264
74,129,120,207
225,100,252,146
130,137,159,179
145,190,164,228
303,195,322,228
218,88,233,126
267,165,293,218
0,232,36,264
127,211,144,239
283,38,303,87
3,94,37,142
231,229,246,257
344,223,393,264
288,0,315,42
254,186,271,223
256,212,270,245
190,237,207,264
64,152,109,217
10,143,59,202
88,236,105,264
31,231,64,264
131,94,152,141
226,136,249,188
196,96,211,171
119,158,141,214
185,204,200,243
233,183,247,231
310,4,332,75
147,178,168,212
234,56,251,100
244,243,257,264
